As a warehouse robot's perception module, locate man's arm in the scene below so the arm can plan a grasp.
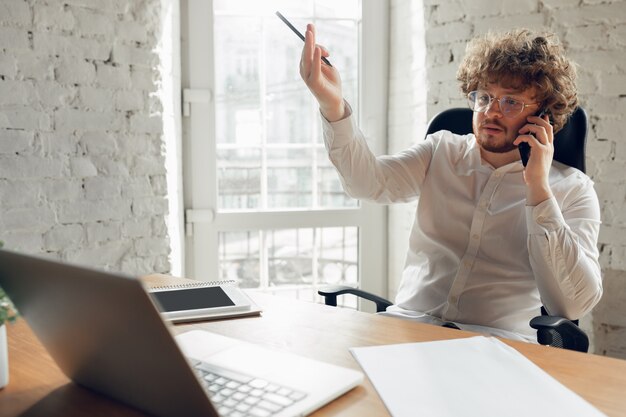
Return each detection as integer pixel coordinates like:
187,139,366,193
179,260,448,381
321,104,434,203
300,23,431,203
516,113,603,318
526,182,603,319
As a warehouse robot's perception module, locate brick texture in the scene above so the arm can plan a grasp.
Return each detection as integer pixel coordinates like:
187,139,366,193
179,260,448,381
0,0,169,275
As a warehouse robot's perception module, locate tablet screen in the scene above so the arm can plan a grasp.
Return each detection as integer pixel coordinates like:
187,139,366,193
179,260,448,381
150,286,235,312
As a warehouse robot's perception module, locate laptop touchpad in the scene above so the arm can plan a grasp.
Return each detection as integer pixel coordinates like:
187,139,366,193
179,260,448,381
176,329,241,360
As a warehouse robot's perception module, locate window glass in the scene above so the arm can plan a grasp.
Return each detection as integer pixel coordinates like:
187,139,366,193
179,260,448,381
218,227,358,308
211,1,362,309
218,231,260,288
217,148,261,210
213,0,360,211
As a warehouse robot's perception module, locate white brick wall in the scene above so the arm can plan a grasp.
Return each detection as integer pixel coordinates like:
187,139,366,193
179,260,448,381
388,0,626,357
0,0,170,275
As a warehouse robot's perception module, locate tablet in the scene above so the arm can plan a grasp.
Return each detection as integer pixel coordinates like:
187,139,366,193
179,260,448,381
148,282,260,323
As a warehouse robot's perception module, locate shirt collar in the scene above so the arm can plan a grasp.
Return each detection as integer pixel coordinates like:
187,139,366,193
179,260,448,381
454,134,524,176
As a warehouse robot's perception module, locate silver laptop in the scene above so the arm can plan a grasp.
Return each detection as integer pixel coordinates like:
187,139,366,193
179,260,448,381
0,249,363,417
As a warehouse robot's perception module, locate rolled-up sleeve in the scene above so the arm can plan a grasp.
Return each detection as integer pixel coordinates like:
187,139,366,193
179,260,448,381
526,181,603,319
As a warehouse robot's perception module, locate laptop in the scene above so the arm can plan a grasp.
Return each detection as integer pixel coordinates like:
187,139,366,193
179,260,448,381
0,249,363,417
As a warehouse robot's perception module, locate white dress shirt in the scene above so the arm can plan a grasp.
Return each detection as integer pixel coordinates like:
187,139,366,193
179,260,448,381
322,112,602,342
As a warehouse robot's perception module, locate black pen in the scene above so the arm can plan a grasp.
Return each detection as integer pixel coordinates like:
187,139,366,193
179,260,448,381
275,11,332,67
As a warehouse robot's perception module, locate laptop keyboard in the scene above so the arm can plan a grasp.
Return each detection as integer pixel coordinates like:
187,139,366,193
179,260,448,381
193,361,308,417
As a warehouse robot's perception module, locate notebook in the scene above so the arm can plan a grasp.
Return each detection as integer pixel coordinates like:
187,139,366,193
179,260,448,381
148,281,262,323
0,249,363,417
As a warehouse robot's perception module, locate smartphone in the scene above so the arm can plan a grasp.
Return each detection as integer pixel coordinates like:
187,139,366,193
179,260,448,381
275,11,332,67
518,108,548,167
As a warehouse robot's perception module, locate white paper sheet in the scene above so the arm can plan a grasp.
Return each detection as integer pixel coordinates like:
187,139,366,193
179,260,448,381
350,336,606,417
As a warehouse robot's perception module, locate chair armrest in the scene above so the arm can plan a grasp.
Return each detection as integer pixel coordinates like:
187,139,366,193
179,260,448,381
318,285,393,313
530,315,589,353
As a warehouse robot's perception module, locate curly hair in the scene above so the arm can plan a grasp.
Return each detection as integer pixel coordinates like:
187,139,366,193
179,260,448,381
457,29,578,132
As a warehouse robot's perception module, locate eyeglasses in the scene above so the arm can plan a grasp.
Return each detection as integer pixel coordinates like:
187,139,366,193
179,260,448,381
467,90,540,118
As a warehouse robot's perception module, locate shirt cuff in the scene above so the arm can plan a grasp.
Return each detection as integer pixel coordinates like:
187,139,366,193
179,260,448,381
525,197,568,234
320,101,356,148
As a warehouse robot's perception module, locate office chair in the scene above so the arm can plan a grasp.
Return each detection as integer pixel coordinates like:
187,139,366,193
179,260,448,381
319,106,590,353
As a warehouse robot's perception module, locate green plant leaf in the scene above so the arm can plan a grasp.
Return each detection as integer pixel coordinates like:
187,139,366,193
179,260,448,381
0,241,19,325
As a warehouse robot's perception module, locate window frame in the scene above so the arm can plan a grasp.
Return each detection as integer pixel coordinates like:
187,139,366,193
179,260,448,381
180,0,389,309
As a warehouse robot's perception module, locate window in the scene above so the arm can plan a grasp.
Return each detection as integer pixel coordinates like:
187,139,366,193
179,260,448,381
181,0,388,309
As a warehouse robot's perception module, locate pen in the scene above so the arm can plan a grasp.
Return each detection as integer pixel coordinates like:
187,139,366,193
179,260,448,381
275,11,333,67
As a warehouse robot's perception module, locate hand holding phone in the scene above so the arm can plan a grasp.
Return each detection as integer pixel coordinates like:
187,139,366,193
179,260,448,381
518,109,548,167
518,139,531,167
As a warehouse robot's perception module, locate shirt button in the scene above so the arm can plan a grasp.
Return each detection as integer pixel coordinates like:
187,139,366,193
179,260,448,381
450,296,458,304
537,216,545,223
472,234,479,240
464,260,472,267
494,172,501,178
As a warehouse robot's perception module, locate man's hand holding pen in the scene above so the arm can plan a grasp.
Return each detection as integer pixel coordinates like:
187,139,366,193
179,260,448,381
299,24,346,122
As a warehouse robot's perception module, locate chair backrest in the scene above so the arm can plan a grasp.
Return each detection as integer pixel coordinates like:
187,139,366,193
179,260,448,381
425,107,588,173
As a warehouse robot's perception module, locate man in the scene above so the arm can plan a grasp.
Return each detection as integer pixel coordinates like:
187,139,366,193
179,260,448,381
300,26,602,342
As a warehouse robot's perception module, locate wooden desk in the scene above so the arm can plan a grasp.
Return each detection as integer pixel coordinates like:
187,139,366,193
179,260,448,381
2,275,626,416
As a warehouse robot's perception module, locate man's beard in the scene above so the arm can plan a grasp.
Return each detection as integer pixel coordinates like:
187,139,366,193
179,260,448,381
477,135,518,153
476,121,518,153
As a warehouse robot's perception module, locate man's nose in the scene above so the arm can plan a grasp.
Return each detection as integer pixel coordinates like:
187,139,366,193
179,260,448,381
484,98,503,118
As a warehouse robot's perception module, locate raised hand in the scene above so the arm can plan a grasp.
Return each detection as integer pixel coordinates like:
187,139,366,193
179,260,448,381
299,24,346,122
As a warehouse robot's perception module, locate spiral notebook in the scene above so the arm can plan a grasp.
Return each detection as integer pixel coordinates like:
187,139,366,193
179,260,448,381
148,280,262,323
